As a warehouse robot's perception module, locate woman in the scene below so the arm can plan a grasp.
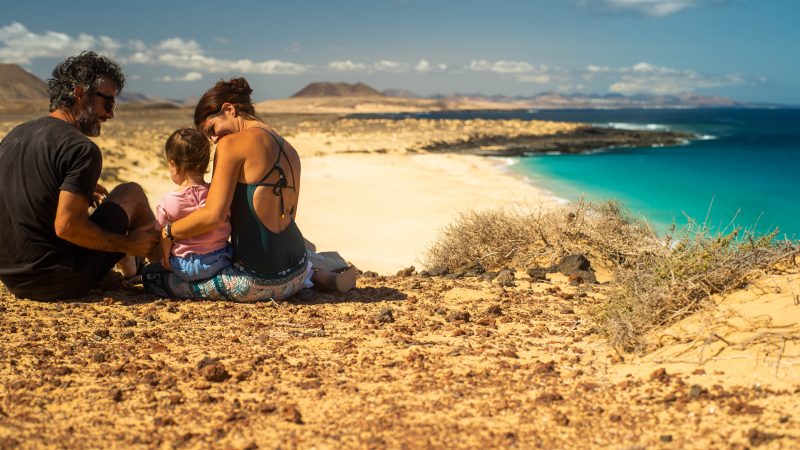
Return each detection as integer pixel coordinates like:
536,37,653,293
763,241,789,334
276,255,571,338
143,78,345,301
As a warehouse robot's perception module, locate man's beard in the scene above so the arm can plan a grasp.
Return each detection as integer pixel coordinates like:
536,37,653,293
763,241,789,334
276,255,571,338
75,103,101,137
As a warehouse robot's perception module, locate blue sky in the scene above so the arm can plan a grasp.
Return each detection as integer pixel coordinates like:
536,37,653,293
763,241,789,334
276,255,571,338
2,0,798,103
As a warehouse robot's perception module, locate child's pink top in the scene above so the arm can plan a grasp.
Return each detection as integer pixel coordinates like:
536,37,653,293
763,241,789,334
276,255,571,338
155,184,231,258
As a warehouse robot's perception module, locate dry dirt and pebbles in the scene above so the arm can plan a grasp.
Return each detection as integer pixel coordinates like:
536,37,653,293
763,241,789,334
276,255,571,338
2,270,797,449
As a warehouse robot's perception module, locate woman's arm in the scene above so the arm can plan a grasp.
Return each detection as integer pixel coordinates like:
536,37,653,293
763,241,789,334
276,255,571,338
168,137,244,240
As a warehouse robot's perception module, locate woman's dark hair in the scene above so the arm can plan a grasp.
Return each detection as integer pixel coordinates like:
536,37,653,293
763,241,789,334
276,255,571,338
47,51,125,112
165,128,211,174
194,77,260,127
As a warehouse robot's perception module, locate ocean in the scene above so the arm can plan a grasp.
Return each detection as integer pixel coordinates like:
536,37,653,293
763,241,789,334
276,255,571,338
354,108,800,239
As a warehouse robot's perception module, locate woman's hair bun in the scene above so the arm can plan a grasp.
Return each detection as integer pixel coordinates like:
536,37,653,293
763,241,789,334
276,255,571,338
221,77,253,96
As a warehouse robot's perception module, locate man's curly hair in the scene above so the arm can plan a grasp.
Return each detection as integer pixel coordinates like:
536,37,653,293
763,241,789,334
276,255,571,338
47,51,125,112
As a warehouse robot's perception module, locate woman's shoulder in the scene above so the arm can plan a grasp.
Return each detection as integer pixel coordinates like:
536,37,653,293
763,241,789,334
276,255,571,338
216,128,268,153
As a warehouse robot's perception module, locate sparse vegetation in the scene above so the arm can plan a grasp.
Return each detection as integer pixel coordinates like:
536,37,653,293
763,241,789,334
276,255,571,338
424,199,799,353
598,221,798,353
423,198,660,272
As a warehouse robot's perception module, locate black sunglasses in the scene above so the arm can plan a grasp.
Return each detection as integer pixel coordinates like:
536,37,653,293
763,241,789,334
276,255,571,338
94,92,116,113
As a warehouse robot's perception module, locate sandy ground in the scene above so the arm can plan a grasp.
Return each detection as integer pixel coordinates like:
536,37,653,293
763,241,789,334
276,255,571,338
1,106,799,448
298,153,558,274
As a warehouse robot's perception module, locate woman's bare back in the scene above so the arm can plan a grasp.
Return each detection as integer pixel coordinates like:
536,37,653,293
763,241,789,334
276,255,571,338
236,125,301,234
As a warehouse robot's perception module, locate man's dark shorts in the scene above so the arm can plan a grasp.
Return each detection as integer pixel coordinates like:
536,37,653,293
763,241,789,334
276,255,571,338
3,202,129,301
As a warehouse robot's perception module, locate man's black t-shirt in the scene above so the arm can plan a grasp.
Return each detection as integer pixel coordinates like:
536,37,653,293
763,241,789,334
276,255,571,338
0,116,102,289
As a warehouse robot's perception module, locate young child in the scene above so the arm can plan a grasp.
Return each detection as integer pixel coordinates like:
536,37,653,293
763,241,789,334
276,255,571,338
155,128,232,281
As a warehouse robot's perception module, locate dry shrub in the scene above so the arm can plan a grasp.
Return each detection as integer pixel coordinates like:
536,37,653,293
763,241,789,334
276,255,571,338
423,198,659,271
597,221,799,353
425,199,799,354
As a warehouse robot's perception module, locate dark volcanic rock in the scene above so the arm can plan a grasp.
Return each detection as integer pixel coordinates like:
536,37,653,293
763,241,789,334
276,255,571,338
446,311,471,323
556,254,592,275
568,270,597,285
376,308,395,323
201,363,231,383
396,266,415,277
526,266,548,282
423,126,695,157
494,270,515,287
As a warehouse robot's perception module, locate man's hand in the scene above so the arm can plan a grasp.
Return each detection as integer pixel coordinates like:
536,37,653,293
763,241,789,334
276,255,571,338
125,229,159,257
160,237,174,271
91,183,109,208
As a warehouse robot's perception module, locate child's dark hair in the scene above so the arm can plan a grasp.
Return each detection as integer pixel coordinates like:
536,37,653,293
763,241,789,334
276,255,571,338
165,128,210,174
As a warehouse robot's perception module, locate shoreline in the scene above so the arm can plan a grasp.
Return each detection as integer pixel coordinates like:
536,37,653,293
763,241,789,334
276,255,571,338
297,152,560,274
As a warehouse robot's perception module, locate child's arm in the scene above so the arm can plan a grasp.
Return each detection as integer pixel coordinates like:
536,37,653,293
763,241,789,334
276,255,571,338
160,237,173,271
154,201,173,270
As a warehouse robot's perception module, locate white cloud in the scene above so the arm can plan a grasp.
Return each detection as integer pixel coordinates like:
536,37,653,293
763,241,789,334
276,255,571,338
469,59,535,74
128,37,311,75
607,61,747,94
517,74,552,84
0,22,311,76
155,71,203,82
577,0,722,17
0,22,122,64
415,59,447,73
372,60,409,72
328,60,367,71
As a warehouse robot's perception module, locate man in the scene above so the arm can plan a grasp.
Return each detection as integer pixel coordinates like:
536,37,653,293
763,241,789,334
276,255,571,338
0,51,158,300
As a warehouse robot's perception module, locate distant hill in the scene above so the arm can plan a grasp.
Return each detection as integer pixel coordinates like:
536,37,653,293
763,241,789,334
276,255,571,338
526,91,744,108
0,64,48,102
291,82,384,98
383,88,419,98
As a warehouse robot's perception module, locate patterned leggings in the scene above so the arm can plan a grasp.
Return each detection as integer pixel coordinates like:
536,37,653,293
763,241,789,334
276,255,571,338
142,261,310,302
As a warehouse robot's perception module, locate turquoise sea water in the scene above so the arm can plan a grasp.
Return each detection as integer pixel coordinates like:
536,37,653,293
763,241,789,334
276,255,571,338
355,109,800,239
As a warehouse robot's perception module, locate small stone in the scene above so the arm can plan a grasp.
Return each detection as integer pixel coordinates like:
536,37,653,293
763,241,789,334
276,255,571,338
111,389,124,402
201,363,231,383
486,304,503,316
282,404,303,424
396,266,415,277
650,367,669,383
121,330,135,339
93,352,107,363
375,308,395,323
494,269,515,287
526,266,548,281
93,329,110,340
747,428,780,447
535,392,564,403
779,415,790,424
446,311,470,323
556,254,592,275
166,305,179,313
197,357,221,369
688,384,706,400
568,270,597,285
428,266,449,277
121,319,137,327
660,435,673,443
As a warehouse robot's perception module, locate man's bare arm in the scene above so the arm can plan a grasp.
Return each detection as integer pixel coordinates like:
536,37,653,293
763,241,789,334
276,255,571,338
54,190,156,257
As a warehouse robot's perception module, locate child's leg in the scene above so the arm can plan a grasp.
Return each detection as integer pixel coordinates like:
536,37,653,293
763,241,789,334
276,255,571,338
311,267,357,293
117,255,138,278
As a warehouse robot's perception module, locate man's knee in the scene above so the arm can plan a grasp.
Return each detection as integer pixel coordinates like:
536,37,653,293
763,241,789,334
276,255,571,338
109,182,147,202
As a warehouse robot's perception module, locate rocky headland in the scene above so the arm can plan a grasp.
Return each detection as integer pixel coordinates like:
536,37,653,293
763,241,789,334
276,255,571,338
423,126,695,156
